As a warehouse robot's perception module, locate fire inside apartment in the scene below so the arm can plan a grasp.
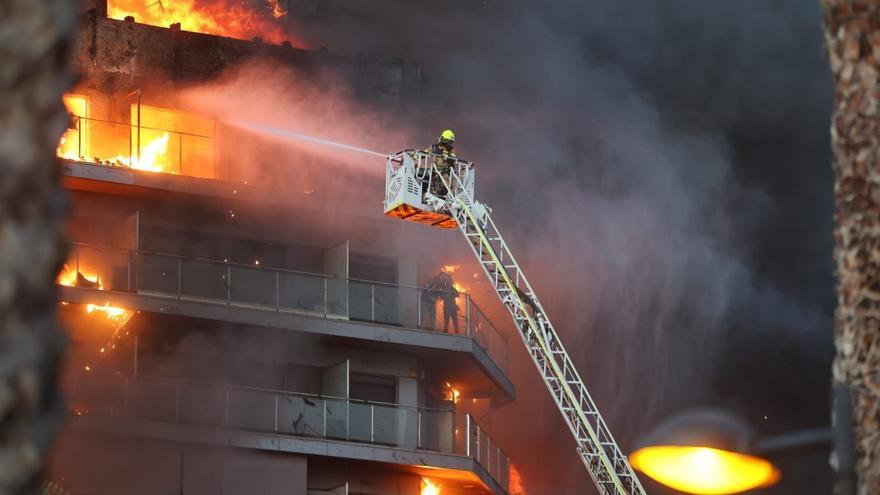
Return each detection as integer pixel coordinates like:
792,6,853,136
49,2,515,494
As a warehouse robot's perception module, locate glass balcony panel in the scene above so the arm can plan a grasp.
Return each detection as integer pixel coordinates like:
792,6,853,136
373,284,418,327
420,409,455,453
325,277,348,318
228,388,275,431
469,302,509,373
136,253,178,295
229,265,275,308
180,259,226,301
372,403,402,446
395,286,420,328
180,133,215,179
128,379,176,423
348,402,372,443
277,395,325,437
178,382,225,427
86,119,132,166
397,406,420,450
324,396,349,440
278,272,325,315
348,281,372,321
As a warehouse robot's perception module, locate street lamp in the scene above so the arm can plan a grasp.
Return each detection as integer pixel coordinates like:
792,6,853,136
630,409,830,495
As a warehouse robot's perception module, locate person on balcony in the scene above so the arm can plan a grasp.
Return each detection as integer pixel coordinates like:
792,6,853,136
426,268,460,334
441,282,461,334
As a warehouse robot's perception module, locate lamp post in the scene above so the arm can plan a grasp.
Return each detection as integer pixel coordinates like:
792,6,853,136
630,409,833,495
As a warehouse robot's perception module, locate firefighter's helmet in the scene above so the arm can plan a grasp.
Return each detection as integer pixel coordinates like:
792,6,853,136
439,129,455,144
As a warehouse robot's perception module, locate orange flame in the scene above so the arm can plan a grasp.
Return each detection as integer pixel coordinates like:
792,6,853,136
57,263,134,331
57,94,216,177
443,382,461,404
57,264,103,289
110,132,172,173
108,0,292,45
442,264,460,274
267,0,287,19
439,263,470,311
58,95,89,161
420,478,441,495
510,464,526,495
452,281,469,314
86,302,135,328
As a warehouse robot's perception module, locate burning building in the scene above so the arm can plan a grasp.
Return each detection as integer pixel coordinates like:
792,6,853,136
48,1,514,494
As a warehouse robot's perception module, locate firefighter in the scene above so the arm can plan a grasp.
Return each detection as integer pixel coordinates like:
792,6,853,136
426,268,460,334
440,280,460,334
426,129,457,196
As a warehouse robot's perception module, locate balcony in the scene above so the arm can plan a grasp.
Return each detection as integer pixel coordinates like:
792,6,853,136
59,243,513,401
58,111,217,179
69,373,510,493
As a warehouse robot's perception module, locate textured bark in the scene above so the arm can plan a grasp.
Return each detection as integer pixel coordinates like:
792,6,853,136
822,1,880,494
0,1,75,494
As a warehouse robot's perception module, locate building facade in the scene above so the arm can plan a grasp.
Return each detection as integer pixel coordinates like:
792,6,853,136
49,3,514,494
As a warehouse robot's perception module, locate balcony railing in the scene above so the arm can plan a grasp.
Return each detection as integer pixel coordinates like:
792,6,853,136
466,413,510,488
62,243,509,373
69,373,509,491
57,115,216,178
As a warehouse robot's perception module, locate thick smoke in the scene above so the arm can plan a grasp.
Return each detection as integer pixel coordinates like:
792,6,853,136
178,61,465,270
187,1,833,493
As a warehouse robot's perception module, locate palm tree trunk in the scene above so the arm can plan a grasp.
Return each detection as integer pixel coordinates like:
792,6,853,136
0,1,76,493
822,1,880,493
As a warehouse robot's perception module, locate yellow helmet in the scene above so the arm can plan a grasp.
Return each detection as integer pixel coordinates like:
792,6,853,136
439,129,455,144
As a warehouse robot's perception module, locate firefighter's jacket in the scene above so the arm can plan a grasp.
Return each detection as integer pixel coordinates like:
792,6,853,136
425,143,456,170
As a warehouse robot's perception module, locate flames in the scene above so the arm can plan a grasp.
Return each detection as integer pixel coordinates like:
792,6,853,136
442,264,459,274
57,263,134,331
57,263,102,289
58,95,89,161
112,132,172,173
267,0,286,19
509,464,526,495
108,0,292,45
453,281,468,304
420,478,440,495
58,94,216,177
86,302,134,326
443,382,461,404
58,93,174,172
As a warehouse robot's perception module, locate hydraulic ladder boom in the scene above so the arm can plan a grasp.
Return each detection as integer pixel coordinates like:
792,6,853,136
382,151,645,495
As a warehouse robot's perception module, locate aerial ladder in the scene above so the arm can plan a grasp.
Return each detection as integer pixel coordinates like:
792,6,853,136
384,150,646,495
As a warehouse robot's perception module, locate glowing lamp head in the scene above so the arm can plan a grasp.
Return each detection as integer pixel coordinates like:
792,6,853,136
631,446,779,494
631,409,780,495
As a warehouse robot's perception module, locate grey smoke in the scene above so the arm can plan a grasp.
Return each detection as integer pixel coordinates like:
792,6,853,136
194,1,835,493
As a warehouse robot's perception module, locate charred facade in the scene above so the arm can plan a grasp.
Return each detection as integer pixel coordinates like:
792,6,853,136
49,3,513,495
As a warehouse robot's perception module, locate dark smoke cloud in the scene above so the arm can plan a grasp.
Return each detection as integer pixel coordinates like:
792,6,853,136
191,1,834,493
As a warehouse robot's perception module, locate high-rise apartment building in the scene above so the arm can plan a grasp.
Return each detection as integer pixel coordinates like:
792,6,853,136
49,3,514,494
